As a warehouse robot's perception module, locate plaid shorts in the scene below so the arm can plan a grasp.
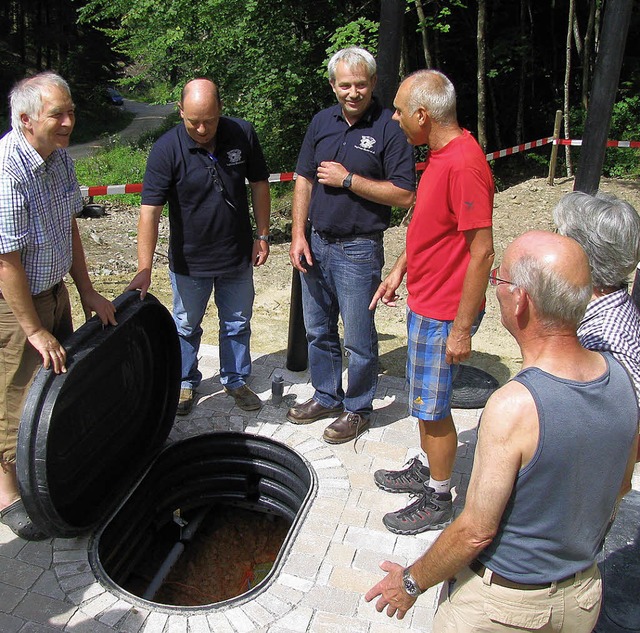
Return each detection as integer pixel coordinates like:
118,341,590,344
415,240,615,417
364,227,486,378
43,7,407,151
407,310,454,421
406,310,484,421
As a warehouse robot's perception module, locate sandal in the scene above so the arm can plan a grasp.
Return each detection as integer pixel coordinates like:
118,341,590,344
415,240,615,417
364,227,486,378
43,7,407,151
0,499,48,541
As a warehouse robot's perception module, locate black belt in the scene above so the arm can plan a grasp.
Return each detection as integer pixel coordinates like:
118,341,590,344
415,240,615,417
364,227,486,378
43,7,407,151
469,560,578,591
313,229,383,243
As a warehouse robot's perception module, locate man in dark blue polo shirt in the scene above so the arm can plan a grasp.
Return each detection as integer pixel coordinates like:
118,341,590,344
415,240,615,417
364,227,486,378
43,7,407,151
287,47,415,443
127,78,271,415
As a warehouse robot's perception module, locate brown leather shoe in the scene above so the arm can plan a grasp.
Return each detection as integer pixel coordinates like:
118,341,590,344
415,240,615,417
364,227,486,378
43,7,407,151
323,412,370,444
176,388,195,416
287,398,343,425
224,384,262,411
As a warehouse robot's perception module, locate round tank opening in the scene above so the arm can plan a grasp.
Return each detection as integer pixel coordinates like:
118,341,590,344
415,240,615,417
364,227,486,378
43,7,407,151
89,432,315,610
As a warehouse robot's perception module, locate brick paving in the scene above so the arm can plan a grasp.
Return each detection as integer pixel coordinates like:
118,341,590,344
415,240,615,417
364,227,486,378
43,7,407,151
1,343,638,632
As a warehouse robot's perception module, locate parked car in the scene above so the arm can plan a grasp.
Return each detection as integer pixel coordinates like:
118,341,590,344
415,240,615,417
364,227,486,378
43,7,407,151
106,87,124,106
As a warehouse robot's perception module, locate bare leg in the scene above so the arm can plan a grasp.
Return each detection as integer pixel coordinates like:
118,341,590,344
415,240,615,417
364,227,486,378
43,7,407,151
419,414,457,482
0,462,19,511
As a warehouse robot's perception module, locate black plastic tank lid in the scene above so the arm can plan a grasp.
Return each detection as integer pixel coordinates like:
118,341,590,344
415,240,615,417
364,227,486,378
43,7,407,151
16,291,181,537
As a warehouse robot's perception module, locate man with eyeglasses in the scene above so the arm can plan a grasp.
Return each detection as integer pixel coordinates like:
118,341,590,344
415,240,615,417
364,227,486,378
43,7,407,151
366,231,638,631
127,78,271,415
370,70,494,534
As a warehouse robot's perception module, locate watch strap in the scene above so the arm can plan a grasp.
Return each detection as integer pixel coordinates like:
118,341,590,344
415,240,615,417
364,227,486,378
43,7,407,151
257,234,272,243
342,172,354,189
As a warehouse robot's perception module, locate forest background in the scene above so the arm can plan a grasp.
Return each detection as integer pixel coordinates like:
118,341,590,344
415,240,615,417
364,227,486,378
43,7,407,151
1,0,640,185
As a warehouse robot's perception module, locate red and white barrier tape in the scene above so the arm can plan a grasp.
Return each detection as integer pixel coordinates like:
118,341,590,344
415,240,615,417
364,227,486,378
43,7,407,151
79,136,639,197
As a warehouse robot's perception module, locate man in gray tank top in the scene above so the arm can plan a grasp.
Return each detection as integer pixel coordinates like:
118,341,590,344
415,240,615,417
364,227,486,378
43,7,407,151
365,230,638,632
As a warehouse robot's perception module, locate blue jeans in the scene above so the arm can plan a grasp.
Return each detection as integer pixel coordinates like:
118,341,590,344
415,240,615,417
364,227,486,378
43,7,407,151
300,229,384,415
170,264,254,390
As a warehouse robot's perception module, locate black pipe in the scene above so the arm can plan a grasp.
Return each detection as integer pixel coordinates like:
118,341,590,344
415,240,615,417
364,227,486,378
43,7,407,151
286,268,308,371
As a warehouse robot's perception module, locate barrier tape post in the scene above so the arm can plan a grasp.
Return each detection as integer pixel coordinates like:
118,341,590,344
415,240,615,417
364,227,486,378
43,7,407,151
547,110,563,186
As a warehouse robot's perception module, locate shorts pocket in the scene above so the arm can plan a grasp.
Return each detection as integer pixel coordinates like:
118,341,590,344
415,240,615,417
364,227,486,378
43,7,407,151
573,576,601,612
485,597,552,630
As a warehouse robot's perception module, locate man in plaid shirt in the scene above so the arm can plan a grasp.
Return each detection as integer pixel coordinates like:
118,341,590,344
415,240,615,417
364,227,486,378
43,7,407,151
0,72,116,540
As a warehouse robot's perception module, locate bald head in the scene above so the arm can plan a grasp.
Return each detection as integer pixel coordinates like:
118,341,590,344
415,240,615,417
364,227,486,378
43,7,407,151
502,231,592,328
179,78,221,149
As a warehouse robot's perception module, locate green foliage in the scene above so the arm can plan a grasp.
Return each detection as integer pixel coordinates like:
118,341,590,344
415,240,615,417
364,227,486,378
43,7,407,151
570,95,640,179
322,18,379,78
75,144,150,205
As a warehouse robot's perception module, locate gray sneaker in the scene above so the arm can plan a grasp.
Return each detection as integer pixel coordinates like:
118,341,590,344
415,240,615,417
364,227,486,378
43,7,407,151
374,457,430,494
382,487,452,535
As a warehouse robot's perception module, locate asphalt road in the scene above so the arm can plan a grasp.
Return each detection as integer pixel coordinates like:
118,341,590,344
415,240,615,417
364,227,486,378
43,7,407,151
67,98,177,160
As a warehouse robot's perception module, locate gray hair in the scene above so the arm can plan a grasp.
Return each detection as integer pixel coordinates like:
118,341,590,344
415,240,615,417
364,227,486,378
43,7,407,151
553,191,640,288
10,72,72,131
328,47,376,83
406,69,457,125
509,254,592,328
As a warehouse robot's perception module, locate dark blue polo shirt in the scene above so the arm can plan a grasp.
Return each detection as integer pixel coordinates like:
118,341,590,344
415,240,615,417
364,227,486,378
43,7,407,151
295,99,415,236
142,117,269,276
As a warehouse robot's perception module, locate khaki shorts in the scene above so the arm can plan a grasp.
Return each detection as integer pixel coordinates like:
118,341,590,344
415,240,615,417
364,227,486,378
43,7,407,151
0,282,72,464
434,562,601,632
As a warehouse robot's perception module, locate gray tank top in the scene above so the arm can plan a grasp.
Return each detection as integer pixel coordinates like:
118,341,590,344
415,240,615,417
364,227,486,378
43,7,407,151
479,353,638,583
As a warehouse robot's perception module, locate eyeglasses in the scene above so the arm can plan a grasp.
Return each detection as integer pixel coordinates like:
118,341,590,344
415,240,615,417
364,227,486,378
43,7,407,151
489,266,513,287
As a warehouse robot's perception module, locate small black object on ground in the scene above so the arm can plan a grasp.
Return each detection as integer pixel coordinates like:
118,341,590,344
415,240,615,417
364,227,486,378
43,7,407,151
80,203,106,218
451,365,499,409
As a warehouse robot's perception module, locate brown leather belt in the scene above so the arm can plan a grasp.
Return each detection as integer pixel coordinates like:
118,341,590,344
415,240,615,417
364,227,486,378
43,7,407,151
469,560,577,591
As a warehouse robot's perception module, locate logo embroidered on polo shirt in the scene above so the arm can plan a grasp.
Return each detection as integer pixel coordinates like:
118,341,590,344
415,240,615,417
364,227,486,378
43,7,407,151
226,149,244,165
356,135,377,154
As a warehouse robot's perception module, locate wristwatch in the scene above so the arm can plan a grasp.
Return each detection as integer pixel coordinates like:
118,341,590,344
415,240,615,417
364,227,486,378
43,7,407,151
257,235,272,243
402,567,422,597
342,172,354,189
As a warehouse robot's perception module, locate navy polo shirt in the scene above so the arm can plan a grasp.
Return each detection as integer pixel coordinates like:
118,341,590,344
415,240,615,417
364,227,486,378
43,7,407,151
295,99,415,236
142,117,269,276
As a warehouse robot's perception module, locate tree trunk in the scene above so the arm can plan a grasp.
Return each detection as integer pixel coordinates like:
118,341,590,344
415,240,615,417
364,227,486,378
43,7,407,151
414,0,433,68
477,0,487,149
581,0,597,108
563,0,575,177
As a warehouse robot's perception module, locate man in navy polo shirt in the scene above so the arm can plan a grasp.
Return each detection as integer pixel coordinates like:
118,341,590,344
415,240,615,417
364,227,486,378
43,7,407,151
127,78,271,415
287,47,415,444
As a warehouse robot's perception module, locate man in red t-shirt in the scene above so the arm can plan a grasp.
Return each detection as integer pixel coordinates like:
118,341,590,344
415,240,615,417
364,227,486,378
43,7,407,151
370,70,494,534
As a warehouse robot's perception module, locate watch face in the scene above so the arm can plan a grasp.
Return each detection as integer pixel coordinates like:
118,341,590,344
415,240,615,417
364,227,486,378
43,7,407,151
404,577,416,595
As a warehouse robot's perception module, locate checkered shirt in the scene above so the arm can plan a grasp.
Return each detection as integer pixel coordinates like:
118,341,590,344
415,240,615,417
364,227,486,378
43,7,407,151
578,288,640,401
0,129,80,294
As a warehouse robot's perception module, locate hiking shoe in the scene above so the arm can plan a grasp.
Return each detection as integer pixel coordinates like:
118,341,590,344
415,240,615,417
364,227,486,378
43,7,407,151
224,384,262,411
382,487,453,535
287,398,343,425
323,412,370,444
177,388,195,416
374,457,431,494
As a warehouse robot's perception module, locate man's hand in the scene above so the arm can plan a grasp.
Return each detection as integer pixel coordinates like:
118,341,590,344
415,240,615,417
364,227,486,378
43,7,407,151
27,329,67,374
289,235,313,273
79,289,117,326
253,239,270,267
317,161,349,188
445,325,472,364
369,271,403,310
364,561,416,620
125,269,152,300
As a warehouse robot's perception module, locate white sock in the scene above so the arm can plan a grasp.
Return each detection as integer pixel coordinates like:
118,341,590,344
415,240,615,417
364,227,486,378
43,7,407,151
429,477,451,495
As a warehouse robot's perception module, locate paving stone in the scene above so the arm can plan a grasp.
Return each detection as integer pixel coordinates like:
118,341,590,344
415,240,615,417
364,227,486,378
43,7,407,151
16,540,53,569
65,611,118,633
0,580,26,611
277,573,314,593
13,592,75,627
304,585,360,616
16,622,60,632
185,613,209,633
274,605,314,632
310,610,370,632
116,607,150,633
0,611,23,633
78,590,119,618
97,599,136,627
0,530,28,557
225,606,259,633
164,614,188,633
31,569,67,601
59,571,97,593
241,599,274,627
205,612,235,633
67,582,105,606
140,610,167,633
0,557,44,590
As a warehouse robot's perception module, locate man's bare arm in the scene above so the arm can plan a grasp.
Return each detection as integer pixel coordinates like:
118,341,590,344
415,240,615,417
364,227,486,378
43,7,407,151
250,180,271,267
447,226,494,364
126,204,163,298
289,175,313,273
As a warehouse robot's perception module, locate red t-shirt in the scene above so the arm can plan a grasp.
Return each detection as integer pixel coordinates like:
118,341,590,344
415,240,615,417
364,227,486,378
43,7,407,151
406,130,494,320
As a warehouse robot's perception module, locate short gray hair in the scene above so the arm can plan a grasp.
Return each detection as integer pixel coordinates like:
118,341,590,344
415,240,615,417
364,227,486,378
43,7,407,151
328,47,376,82
10,72,71,131
406,69,457,125
509,253,592,328
553,191,640,288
